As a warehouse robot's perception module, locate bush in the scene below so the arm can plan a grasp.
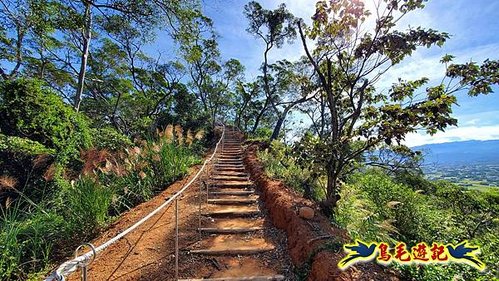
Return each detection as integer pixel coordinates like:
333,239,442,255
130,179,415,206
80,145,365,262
258,141,324,200
0,134,55,156
91,127,133,151
0,78,92,164
0,122,203,279
336,169,498,281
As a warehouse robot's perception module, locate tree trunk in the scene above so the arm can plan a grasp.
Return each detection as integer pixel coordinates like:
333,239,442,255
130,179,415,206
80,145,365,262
270,114,285,141
321,166,340,215
74,1,92,112
251,99,269,134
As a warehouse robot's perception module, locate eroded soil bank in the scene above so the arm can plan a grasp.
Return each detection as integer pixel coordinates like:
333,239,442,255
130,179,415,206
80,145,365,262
243,143,400,281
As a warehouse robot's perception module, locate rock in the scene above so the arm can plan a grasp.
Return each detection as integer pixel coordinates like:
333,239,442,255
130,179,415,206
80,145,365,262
298,207,314,220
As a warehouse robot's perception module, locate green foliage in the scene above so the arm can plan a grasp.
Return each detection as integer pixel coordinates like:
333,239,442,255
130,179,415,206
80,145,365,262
90,127,133,151
334,169,498,281
258,141,498,280
447,59,499,96
296,0,499,212
0,79,91,163
258,141,324,200
0,134,55,156
0,207,65,280
0,130,202,279
244,1,297,48
110,139,200,212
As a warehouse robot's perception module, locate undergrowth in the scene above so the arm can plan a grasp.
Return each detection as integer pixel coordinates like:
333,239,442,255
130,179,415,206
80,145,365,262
258,141,499,281
0,125,204,280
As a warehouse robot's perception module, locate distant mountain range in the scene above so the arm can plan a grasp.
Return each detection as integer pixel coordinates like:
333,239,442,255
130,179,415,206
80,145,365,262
412,140,499,165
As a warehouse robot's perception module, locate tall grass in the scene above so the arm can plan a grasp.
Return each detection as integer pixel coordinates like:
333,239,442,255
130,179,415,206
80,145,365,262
67,177,114,235
0,204,65,280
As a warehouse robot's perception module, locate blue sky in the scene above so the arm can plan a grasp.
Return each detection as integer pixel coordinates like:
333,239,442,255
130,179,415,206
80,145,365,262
198,0,499,146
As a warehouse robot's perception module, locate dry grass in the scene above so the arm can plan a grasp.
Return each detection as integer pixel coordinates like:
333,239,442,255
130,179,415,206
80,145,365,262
164,125,174,143
194,129,205,141
186,129,194,146
174,125,184,144
81,149,111,175
0,175,17,191
43,164,56,181
32,154,52,169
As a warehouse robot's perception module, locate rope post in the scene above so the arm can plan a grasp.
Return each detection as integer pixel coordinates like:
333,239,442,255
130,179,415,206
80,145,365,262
175,197,179,280
82,266,87,281
74,243,95,281
206,177,209,203
199,181,205,239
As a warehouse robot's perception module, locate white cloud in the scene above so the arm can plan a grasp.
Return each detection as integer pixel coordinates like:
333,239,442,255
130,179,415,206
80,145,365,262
405,125,499,147
377,42,499,92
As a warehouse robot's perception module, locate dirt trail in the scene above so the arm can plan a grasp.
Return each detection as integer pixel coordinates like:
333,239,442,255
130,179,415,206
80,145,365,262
67,129,293,281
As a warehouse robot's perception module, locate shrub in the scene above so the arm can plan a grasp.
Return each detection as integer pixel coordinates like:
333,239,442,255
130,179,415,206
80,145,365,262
258,141,324,200
0,78,92,164
90,127,133,151
0,134,56,156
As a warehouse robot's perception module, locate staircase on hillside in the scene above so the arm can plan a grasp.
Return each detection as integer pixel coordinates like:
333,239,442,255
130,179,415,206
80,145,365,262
181,129,285,281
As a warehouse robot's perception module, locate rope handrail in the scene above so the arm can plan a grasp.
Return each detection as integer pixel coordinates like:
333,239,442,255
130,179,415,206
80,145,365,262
45,125,226,281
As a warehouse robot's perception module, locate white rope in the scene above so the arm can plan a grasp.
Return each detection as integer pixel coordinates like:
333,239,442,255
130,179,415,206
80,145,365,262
45,125,226,281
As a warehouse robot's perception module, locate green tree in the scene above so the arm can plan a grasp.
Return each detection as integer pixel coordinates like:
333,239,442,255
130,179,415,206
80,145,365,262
244,1,298,135
0,78,91,162
297,0,499,213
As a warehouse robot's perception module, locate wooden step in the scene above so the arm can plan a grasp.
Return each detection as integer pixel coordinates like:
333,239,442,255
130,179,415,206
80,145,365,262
211,176,249,181
190,246,274,255
220,154,243,158
213,181,253,187
213,172,248,177
215,164,245,168
210,190,255,196
198,226,264,233
202,206,260,217
216,167,245,172
208,198,257,205
179,276,285,281
217,160,244,164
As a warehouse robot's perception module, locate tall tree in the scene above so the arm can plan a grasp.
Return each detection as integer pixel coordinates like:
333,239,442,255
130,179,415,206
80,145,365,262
297,0,499,213
266,59,317,140
244,1,298,135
